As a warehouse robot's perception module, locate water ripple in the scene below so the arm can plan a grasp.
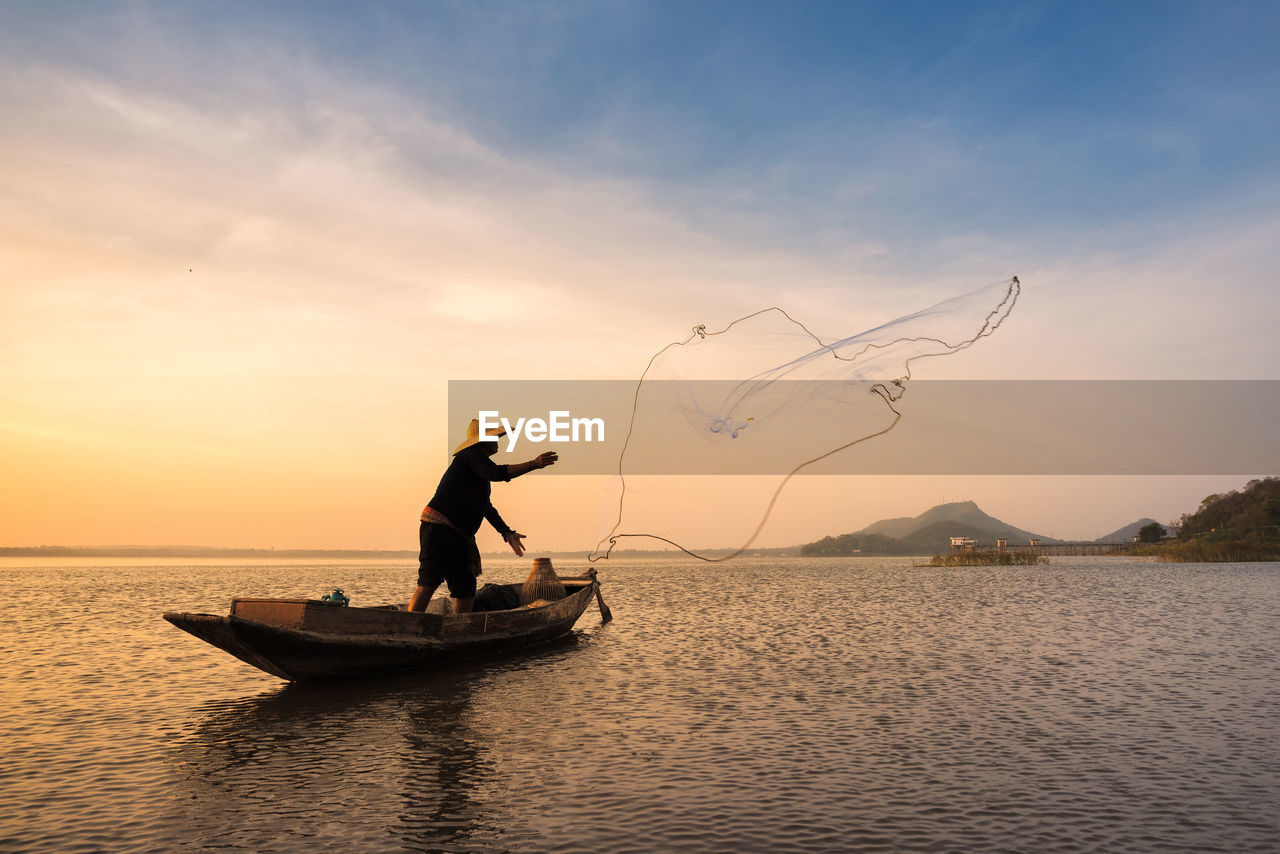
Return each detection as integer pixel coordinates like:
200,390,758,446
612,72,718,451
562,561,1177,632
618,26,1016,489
2,557,1278,851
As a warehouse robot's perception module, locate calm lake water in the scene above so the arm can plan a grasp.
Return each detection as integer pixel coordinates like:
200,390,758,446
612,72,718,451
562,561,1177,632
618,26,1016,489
2,555,1278,853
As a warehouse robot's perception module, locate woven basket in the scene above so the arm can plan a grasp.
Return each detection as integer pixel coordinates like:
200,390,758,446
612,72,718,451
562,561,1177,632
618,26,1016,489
520,557,566,605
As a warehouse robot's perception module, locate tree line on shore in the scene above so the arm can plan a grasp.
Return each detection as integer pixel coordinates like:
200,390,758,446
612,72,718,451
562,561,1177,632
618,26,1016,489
1134,476,1280,562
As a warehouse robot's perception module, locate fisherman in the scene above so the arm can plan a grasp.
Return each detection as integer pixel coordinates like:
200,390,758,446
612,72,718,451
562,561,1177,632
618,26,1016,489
408,418,557,614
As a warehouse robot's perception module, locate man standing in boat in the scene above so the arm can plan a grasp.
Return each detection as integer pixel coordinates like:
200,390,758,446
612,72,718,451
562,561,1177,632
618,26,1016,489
408,418,558,614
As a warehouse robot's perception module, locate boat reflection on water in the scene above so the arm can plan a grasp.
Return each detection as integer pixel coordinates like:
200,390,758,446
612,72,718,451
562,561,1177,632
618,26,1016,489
165,634,585,853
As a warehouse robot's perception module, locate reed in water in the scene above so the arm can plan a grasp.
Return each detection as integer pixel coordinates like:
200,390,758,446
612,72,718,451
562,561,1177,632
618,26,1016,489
927,551,1047,567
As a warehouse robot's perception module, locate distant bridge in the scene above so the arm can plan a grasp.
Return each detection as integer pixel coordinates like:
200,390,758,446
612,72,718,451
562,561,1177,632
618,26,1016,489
954,539,1140,557
1024,541,1139,556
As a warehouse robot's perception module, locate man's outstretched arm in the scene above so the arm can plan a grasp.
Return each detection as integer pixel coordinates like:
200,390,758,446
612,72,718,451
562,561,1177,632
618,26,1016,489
507,451,558,478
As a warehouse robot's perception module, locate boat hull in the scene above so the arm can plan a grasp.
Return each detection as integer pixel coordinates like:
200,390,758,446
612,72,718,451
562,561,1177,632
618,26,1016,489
164,582,599,681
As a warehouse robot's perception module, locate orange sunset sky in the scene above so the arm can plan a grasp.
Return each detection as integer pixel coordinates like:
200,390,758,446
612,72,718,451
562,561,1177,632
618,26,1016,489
3,4,1277,553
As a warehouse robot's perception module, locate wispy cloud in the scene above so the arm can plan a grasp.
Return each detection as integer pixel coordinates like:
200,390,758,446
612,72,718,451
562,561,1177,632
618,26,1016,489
1,2,1277,547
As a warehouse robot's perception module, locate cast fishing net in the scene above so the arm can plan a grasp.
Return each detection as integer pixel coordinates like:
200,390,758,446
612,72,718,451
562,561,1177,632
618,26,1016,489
589,277,1020,562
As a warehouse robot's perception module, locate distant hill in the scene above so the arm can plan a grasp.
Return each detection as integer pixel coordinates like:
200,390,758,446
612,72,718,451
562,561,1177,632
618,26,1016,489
1094,518,1171,543
800,531,906,556
1173,477,1280,537
801,500,1054,556
858,500,1050,544
858,514,920,539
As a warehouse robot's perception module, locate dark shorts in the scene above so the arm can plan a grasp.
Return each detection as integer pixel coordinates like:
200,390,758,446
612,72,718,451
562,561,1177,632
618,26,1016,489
418,521,478,599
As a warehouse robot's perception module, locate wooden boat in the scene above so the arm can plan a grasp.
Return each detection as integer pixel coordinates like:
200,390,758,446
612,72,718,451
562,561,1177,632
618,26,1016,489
163,569,607,682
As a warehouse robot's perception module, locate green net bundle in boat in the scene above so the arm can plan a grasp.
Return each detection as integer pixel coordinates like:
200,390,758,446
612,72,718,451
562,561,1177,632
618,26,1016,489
520,557,566,606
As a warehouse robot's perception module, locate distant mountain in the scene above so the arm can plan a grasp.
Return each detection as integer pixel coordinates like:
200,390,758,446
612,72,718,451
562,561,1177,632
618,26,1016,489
859,500,1051,545
858,513,920,539
801,500,1055,556
1094,518,1171,543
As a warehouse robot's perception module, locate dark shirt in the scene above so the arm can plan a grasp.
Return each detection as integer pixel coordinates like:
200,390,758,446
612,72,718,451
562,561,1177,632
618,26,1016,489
427,445,513,537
